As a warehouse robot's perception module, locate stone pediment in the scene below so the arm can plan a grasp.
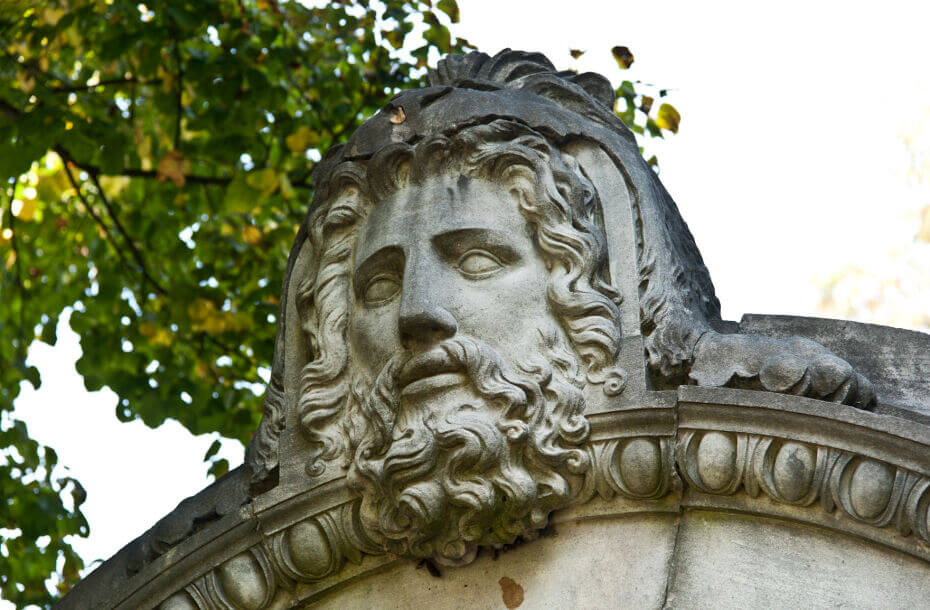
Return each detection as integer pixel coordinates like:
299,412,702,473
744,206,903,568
60,50,930,609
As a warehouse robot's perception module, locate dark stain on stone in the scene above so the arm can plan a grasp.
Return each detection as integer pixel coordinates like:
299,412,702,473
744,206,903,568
416,558,442,578
498,576,524,608
491,524,557,560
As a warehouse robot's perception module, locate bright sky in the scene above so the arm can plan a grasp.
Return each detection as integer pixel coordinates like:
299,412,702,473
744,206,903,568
8,0,930,598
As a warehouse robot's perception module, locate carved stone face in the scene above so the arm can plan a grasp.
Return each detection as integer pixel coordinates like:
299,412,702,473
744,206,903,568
348,176,559,404
295,123,624,564
343,175,589,563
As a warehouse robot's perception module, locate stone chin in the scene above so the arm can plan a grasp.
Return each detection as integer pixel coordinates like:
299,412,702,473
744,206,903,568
344,333,591,565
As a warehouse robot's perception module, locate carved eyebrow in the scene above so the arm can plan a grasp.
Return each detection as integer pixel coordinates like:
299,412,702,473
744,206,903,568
353,246,404,291
430,227,523,261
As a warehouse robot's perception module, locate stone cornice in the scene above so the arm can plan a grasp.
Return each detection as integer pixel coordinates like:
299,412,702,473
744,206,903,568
61,386,930,609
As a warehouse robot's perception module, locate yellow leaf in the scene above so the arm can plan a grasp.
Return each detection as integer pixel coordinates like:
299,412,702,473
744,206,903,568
134,124,154,170
195,311,237,334
194,361,210,379
99,176,130,197
188,298,216,322
245,168,279,196
655,103,681,133
285,126,319,153
14,199,37,222
139,322,172,346
18,74,35,95
158,65,175,94
157,150,189,188
917,205,930,243
611,46,634,70
279,174,295,200
220,223,235,237
36,167,73,202
38,8,64,26
151,328,172,346
242,225,263,245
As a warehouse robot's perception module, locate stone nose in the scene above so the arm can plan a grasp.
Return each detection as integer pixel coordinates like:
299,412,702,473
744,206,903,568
398,265,458,348
398,309,458,348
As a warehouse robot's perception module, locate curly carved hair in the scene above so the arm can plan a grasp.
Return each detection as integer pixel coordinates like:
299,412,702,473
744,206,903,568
295,120,625,475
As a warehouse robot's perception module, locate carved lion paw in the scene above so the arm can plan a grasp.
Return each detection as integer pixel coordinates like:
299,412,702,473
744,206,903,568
689,332,876,409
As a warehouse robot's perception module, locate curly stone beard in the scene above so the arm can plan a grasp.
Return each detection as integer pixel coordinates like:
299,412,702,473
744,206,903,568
344,332,591,565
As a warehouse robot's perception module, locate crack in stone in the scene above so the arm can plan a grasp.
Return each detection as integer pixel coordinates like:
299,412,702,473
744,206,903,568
660,512,683,610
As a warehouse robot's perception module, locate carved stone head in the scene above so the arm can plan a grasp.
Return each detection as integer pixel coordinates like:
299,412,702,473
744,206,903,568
294,121,636,562
245,49,874,566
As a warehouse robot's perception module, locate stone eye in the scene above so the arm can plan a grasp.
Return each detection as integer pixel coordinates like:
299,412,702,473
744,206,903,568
457,249,503,277
364,275,400,304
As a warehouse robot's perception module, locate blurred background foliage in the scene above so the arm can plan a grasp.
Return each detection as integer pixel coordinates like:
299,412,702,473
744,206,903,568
0,0,678,605
816,110,930,332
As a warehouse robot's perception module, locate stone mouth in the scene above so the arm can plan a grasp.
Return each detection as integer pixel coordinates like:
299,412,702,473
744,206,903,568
396,348,465,396
400,372,469,399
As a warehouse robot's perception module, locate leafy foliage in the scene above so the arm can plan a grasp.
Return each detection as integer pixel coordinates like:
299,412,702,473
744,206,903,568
0,0,676,605
0,0,467,604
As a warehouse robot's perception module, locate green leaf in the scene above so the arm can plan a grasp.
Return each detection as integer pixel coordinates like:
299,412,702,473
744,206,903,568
437,0,460,23
207,458,229,480
204,439,222,460
224,173,261,213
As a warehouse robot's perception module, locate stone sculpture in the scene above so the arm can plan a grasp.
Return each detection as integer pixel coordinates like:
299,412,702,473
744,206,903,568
62,50,930,609
249,49,874,565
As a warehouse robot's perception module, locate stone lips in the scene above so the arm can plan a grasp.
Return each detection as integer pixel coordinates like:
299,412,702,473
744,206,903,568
395,348,468,398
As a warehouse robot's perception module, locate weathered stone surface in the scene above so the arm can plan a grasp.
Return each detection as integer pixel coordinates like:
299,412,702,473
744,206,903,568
740,314,930,417
669,511,930,608
61,49,930,609
312,516,678,609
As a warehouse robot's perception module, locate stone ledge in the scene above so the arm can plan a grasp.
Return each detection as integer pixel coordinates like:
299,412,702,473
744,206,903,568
60,385,930,609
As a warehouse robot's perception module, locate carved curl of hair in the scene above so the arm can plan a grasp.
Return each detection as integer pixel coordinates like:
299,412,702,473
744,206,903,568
295,120,625,476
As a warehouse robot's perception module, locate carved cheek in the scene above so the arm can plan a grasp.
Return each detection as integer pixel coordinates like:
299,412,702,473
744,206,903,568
349,302,401,377
451,260,554,358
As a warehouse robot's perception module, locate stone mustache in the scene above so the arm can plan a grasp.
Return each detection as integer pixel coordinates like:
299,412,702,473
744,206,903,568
246,49,876,567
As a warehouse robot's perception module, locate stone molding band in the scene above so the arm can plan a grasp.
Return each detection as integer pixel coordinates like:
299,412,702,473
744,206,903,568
97,386,930,609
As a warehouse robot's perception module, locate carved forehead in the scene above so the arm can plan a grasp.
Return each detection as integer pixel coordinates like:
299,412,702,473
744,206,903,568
355,176,527,260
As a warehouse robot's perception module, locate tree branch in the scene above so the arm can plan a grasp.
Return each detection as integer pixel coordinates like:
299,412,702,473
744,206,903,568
3,100,310,191
49,77,162,93
5,179,27,360
60,162,135,280
173,43,183,150
89,172,168,296
0,98,20,121
53,146,231,185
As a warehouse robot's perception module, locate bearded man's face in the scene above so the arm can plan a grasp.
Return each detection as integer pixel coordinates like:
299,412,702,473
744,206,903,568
343,175,590,564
